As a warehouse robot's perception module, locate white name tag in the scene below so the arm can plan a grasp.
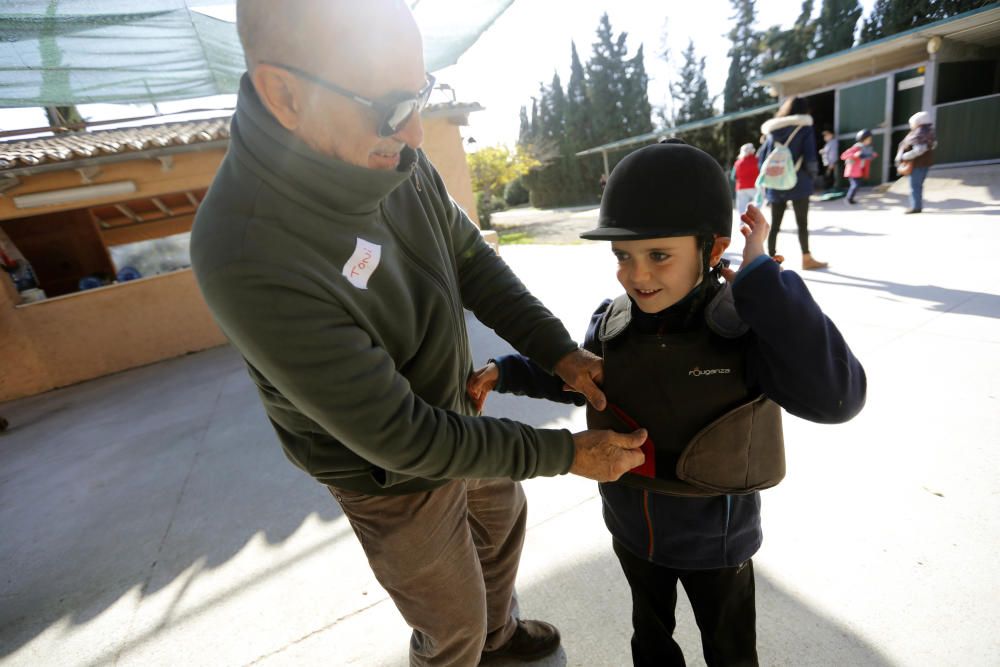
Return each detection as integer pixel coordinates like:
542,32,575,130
342,238,382,290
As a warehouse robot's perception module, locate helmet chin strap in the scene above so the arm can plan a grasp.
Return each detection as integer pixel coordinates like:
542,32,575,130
682,237,726,328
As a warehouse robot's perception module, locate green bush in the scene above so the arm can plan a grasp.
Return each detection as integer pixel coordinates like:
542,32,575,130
503,177,530,207
523,157,603,208
475,191,508,229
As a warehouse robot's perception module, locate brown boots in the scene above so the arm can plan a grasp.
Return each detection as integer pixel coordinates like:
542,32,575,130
802,253,829,270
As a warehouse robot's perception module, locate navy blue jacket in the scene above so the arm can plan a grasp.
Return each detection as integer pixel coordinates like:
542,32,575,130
758,115,819,204
493,258,866,569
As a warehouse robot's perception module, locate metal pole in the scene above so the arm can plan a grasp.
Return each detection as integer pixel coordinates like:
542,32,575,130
884,76,895,184
923,52,939,120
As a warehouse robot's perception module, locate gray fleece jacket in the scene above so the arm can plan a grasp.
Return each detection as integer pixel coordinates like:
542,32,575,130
191,75,577,494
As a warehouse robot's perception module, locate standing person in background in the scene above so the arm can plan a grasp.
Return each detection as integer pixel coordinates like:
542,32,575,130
820,129,839,191
758,96,827,271
841,130,879,205
733,143,759,214
896,111,937,214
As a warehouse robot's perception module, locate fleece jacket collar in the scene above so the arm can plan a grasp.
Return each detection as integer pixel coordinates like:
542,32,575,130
230,73,415,219
761,114,813,135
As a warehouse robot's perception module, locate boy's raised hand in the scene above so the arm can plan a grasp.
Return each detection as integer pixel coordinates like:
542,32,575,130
466,362,499,414
721,203,774,282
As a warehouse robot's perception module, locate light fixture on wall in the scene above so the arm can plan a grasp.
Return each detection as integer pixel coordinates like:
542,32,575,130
13,180,137,209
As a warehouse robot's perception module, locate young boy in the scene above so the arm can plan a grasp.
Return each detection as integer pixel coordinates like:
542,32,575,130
841,129,879,204
820,129,838,190
467,141,867,667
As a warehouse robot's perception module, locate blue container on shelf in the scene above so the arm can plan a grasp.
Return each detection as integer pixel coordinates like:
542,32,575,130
78,276,103,291
117,266,142,282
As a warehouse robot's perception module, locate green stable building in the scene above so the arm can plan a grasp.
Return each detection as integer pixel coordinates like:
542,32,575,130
579,5,1000,186
757,4,1000,185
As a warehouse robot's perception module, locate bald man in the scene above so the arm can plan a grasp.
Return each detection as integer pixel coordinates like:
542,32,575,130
191,1,645,664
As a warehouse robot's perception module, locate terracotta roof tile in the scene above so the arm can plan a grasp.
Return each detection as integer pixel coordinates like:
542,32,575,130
0,117,231,172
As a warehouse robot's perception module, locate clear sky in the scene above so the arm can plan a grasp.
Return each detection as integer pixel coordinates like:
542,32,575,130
438,0,876,150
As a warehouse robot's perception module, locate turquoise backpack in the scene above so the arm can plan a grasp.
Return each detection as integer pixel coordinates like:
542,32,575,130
756,125,804,194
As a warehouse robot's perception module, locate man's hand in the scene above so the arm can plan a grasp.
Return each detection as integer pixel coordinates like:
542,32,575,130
721,204,773,282
466,362,499,413
570,428,647,482
553,348,606,411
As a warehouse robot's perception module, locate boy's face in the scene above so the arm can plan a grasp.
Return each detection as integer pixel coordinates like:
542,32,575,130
823,132,833,141
862,137,873,145
611,236,705,314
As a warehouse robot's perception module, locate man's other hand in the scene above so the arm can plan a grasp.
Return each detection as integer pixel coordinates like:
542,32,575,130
466,362,499,413
570,428,647,482
554,349,606,411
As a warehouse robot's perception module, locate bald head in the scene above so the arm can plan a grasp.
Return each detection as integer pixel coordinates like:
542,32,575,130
237,0,423,84
237,0,427,169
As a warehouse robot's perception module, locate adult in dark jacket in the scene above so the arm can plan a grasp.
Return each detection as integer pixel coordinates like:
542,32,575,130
895,110,937,214
469,142,867,666
190,2,646,665
758,96,828,270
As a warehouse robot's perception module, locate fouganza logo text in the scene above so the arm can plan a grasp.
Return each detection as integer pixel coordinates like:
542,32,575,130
688,367,732,377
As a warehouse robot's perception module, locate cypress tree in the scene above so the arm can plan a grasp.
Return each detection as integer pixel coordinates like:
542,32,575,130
540,74,567,142
522,13,658,206
671,40,717,124
722,0,769,163
723,0,769,113
623,45,654,138
938,0,993,14
814,0,862,56
517,105,532,146
565,42,593,152
587,13,631,145
669,40,724,160
861,0,991,43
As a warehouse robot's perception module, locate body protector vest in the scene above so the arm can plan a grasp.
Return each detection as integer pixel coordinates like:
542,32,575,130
587,287,785,496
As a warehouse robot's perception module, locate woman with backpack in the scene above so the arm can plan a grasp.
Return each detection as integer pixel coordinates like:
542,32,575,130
758,96,827,270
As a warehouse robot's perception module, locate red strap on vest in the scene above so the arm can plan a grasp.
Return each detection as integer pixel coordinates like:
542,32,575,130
608,403,656,478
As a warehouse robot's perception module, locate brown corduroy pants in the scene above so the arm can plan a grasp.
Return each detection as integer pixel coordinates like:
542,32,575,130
328,479,526,666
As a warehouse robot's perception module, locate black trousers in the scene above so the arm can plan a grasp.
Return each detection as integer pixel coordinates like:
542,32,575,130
768,197,810,256
613,539,758,667
824,164,838,190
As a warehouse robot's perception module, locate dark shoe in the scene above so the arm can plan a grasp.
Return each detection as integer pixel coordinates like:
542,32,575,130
847,198,857,205
904,208,922,214
481,619,561,663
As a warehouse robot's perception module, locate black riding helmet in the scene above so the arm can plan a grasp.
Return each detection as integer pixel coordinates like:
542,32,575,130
580,139,733,242
582,139,735,323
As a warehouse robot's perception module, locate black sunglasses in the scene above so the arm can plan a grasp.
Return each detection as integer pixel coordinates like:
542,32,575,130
263,62,435,137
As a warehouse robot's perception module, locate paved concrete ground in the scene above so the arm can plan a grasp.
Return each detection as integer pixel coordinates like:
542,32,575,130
2,177,999,666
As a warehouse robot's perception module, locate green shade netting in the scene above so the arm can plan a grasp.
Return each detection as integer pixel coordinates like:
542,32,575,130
0,0,513,107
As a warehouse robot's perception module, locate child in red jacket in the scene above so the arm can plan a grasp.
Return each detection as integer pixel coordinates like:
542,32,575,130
841,129,878,204
732,143,759,214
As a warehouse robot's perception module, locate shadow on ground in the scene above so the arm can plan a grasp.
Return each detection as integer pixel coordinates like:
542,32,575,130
810,270,1000,319
812,189,999,214
487,522,894,667
0,320,907,665
0,346,346,658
